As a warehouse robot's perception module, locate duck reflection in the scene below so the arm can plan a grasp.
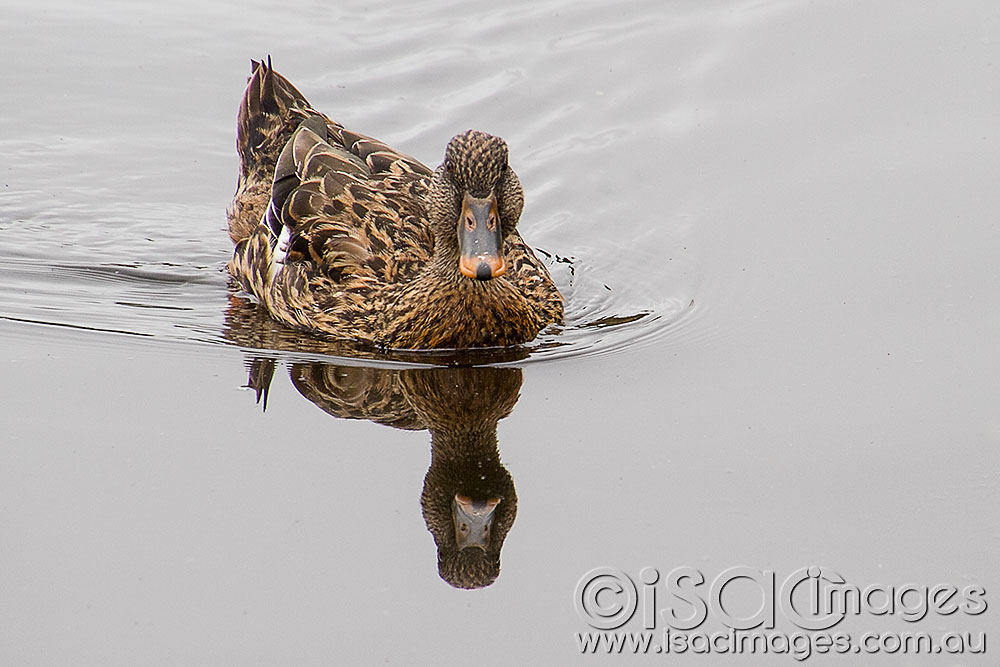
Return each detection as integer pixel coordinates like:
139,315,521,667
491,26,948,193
294,364,519,589
225,296,522,589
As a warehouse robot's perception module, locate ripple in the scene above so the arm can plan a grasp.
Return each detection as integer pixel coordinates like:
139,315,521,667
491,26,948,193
520,250,701,363
0,223,699,366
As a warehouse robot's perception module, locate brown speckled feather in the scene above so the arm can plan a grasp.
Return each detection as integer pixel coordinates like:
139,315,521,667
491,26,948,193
227,58,312,243
227,60,563,349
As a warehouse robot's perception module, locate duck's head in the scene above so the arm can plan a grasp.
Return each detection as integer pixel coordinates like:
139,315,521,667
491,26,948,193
429,130,524,281
453,493,501,550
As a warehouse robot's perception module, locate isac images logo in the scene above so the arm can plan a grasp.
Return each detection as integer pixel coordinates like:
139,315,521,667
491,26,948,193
574,566,987,659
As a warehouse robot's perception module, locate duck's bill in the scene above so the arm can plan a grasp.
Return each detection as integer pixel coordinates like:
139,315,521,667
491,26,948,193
453,494,501,550
458,193,506,280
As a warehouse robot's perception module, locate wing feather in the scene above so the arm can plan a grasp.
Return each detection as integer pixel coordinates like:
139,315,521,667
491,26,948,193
264,116,434,285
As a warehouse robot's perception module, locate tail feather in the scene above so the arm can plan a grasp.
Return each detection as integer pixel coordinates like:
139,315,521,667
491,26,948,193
228,58,314,243
236,57,312,177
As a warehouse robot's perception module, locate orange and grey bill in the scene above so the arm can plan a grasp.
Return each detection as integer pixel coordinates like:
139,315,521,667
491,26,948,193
458,192,506,280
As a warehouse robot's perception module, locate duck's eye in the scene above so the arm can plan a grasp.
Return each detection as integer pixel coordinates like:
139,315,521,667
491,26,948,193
445,160,454,173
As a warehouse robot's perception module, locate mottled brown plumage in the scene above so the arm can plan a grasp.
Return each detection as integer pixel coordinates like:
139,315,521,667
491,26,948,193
227,59,562,349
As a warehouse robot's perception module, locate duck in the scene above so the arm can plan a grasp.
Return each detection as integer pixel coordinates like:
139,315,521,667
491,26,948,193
227,59,563,349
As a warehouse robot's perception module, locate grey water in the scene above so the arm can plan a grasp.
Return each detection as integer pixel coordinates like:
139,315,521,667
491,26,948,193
2,0,998,664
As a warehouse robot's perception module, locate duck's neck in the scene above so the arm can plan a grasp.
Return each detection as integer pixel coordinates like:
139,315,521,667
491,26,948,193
430,424,500,468
379,241,538,349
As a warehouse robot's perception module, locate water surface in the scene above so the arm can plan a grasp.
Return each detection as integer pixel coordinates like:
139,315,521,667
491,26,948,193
2,0,998,664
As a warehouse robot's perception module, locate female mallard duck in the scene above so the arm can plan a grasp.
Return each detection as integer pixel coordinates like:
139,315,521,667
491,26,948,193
227,59,563,349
